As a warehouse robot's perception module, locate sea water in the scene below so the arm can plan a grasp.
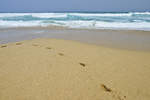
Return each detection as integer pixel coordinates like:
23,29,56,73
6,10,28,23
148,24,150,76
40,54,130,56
0,12,150,31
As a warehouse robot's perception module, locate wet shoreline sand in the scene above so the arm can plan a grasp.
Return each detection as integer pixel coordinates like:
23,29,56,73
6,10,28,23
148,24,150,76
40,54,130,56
0,27,150,51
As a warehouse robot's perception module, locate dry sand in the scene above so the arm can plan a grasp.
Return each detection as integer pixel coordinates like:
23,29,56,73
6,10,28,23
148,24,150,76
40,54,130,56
0,38,150,100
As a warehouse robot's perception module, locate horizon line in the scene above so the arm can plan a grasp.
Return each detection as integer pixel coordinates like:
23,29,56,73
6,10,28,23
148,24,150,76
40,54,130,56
0,10,150,13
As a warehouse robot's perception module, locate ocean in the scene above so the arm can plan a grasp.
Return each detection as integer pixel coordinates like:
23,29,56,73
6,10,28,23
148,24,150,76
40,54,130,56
0,12,150,31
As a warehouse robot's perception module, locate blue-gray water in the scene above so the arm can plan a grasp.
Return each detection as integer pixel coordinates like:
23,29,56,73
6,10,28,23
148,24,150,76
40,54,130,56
0,12,150,30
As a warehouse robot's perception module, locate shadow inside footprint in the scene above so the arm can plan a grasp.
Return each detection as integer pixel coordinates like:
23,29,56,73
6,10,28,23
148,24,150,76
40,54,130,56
58,53,64,56
46,47,52,50
101,84,126,100
1,45,7,48
32,44,39,47
79,63,86,67
16,42,22,45
101,84,112,92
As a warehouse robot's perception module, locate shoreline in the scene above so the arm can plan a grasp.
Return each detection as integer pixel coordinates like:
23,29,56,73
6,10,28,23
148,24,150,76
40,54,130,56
1,26,150,32
0,27,150,51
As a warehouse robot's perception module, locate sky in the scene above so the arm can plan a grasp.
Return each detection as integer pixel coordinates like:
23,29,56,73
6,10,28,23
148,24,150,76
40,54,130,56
0,0,150,12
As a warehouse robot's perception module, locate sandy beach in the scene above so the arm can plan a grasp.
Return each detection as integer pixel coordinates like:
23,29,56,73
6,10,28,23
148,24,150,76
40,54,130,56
0,38,150,100
0,0,150,100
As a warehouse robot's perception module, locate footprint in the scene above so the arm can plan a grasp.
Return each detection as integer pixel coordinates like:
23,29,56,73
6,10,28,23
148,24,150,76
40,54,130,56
58,53,64,56
100,84,126,100
112,92,126,100
101,84,112,92
1,45,7,48
32,44,39,47
79,63,86,67
46,47,52,50
16,42,22,45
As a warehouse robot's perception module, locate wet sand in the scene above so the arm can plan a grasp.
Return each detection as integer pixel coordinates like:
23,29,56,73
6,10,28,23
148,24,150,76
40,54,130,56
0,27,150,51
0,38,150,100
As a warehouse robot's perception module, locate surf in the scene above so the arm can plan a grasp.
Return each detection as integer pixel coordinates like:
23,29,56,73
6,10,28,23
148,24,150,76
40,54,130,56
0,12,150,31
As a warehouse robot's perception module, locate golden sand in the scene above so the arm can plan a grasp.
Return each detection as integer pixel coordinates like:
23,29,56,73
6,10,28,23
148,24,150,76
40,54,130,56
0,38,150,100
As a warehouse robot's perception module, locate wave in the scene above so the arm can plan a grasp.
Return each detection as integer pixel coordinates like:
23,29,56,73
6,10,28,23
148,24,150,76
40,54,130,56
0,12,150,18
1,20,150,30
0,12,150,30
0,13,67,18
1,13,150,22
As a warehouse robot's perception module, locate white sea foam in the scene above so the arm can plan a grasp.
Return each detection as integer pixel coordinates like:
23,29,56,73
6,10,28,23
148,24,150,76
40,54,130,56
0,12,150,31
0,13,67,18
70,13,132,17
31,13,67,18
58,21,150,30
0,20,150,31
0,20,42,27
132,12,150,15
0,13,29,17
0,12,137,18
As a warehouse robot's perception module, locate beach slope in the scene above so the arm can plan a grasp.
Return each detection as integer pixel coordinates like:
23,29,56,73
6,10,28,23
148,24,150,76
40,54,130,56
0,38,150,100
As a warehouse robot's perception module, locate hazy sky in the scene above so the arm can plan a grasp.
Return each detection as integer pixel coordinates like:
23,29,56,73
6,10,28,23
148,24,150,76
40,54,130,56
0,0,150,12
